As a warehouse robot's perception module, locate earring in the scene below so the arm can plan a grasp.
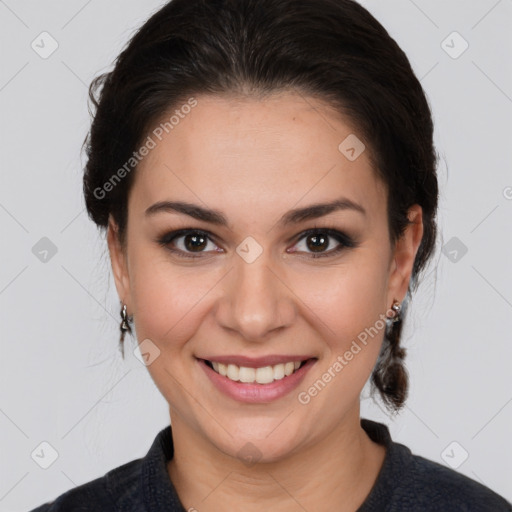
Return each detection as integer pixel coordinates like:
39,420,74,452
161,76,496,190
388,299,402,323
120,303,132,344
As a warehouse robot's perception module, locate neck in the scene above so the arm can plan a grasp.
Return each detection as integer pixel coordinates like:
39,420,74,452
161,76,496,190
167,405,386,512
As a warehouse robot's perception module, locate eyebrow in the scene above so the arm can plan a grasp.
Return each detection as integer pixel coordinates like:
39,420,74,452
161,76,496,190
144,197,366,227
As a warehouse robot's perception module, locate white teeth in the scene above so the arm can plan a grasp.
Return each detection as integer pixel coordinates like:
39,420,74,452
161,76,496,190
227,364,239,381
239,366,255,383
255,366,274,384
273,363,285,380
284,362,295,376
208,360,305,384
218,363,227,376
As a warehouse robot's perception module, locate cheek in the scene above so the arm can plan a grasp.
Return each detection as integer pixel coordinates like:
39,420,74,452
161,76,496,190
294,255,390,346
128,249,220,346
294,261,389,411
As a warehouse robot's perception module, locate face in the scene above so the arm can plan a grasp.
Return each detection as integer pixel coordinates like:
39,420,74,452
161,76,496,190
108,92,423,463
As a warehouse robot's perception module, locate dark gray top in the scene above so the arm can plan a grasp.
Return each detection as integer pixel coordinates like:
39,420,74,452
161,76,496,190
30,419,511,511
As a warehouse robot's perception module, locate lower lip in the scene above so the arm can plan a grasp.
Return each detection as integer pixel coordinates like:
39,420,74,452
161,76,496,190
198,358,316,403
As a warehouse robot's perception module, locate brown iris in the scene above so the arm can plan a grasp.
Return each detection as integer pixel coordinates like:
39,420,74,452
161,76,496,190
184,233,208,252
306,233,329,253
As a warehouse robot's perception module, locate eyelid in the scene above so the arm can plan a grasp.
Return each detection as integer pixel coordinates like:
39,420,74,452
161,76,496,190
292,227,355,245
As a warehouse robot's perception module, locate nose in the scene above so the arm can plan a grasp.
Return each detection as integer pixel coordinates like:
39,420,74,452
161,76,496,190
215,251,296,343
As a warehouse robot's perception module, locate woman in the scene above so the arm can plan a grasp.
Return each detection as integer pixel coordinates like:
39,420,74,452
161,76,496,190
31,0,511,510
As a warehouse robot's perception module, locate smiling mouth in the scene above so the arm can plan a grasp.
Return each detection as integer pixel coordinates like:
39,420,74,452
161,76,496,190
203,359,312,384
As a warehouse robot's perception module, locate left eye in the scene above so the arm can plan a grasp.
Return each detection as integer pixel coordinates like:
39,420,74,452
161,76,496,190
289,228,354,258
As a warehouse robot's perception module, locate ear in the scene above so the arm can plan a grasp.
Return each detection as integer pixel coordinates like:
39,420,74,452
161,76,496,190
386,204,424,305
107,216,131,307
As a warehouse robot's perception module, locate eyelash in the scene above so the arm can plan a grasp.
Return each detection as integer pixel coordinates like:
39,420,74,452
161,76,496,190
156,227,358,260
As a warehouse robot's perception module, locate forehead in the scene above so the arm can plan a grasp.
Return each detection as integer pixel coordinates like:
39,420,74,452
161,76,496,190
131,92,386,225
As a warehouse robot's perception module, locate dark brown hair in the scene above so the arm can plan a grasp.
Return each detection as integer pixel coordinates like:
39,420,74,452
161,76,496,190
83,0,439,412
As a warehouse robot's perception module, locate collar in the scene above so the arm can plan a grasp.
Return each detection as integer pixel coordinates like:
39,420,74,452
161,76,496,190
130,418,400,510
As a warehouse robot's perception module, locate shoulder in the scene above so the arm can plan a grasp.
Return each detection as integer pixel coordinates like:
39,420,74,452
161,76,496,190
28,457,144,511
29,425,179,511
360,419,511,512
394,448,511,511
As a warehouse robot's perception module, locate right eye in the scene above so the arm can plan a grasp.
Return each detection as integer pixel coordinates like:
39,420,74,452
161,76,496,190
157,229,222,259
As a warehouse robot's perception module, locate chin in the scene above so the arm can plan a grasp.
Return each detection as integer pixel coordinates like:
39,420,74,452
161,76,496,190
206,417,306,465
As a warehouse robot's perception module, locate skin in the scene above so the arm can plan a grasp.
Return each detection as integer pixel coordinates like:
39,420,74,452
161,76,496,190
107,91,423,511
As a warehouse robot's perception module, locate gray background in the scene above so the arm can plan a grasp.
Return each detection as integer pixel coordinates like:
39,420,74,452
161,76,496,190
1,0,511,509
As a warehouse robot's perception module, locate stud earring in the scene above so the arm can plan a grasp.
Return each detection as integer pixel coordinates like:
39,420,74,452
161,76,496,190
388,299,402,323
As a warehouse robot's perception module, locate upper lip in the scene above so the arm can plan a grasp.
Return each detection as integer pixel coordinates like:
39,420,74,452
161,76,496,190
199,355,315,368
